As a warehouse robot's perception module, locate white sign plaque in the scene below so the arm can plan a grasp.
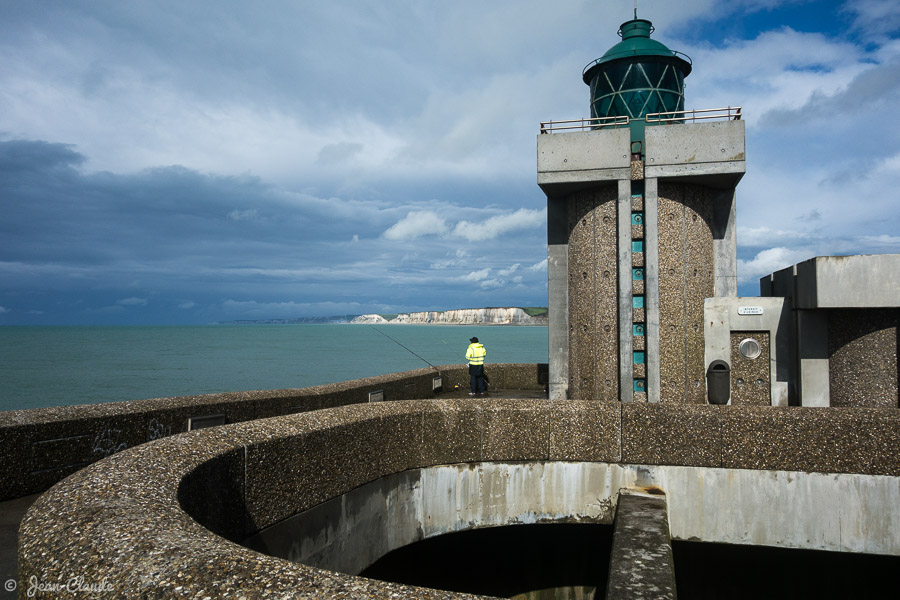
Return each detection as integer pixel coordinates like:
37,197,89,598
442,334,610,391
737,306,764,316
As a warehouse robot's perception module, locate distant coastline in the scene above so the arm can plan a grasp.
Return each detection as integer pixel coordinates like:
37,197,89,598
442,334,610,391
352,307,548,326
219,307,548,326
219,315,360,325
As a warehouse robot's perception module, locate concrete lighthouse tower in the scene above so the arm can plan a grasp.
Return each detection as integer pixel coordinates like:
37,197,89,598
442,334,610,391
538,13,745,403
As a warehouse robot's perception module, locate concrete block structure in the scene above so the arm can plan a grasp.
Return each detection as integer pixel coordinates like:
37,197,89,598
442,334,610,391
539,16,744,404
700,255,899,409
539,16,898,412
704,296,792,406
760,254,900,407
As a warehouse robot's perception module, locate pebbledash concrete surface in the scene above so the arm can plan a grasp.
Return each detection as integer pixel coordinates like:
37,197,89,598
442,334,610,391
2,364,521,501
11,366,900,598
6,364,542,596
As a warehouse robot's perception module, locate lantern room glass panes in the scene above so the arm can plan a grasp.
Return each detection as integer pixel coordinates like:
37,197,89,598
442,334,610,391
589,60,686,120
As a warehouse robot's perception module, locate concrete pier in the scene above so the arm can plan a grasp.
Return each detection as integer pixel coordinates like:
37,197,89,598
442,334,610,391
0,363,548,501
16,398,899,599
606,490,676,600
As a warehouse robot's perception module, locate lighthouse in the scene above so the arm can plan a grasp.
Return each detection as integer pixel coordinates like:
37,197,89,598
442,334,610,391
538,14,745,403
583,16,692,135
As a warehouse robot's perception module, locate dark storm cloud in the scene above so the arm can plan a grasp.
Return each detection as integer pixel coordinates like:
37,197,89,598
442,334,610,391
0,139,84,174
1,139,405,270
0,138,548,323
2,141,301,264
0,1,898,320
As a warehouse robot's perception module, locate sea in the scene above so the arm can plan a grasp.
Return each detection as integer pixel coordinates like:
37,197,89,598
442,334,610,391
0,324,548,412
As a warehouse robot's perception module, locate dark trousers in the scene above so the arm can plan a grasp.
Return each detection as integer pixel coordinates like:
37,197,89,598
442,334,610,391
469,364,486,394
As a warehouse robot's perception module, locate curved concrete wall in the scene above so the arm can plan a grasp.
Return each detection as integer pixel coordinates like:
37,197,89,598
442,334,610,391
0,363,546,500
245,462,900,577
18,399,900,599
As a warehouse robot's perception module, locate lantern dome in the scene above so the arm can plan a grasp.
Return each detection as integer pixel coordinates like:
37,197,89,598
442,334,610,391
582,18,692,120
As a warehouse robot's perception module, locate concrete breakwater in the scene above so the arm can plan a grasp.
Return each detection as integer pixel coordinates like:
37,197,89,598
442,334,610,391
351,307,548,325
17,398,900,599
7,360,900,598
0,363,547,501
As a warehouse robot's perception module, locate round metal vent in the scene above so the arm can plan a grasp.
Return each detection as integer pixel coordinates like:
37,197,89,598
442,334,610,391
738,337,762,360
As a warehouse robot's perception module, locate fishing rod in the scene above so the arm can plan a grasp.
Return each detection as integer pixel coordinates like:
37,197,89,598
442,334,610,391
370,326,439,371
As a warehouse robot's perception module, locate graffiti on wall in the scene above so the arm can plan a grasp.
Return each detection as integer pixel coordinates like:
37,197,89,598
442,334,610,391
92,428,128,458
147,418,172,441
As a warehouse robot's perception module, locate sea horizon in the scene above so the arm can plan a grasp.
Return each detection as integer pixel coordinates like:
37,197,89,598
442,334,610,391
0,324,548,412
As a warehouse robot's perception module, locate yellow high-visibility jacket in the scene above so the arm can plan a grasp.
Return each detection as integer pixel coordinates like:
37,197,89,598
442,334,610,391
466,343,486,365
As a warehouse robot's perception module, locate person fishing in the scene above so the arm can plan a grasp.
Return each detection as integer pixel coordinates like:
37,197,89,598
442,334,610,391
465,337,487,396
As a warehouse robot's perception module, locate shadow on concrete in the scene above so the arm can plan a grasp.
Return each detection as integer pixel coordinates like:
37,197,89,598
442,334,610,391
0,494,38,598
361,523,613,599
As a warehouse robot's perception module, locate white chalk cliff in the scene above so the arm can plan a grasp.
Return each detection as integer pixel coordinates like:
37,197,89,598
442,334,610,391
351,307,547,325
351,314,390,324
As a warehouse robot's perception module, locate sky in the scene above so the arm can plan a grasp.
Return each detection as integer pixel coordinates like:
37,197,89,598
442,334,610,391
1,0,898,325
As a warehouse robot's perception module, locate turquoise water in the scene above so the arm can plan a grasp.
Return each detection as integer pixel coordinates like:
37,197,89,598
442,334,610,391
0,325,548,411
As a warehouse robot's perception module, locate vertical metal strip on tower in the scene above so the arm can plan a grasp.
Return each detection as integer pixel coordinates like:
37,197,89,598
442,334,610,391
644,178,662,402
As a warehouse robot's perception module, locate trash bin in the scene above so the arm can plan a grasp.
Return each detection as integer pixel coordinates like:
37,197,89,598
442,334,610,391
706,360,730,405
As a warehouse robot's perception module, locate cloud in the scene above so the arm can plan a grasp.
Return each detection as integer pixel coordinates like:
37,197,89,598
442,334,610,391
0,306,9,314
316,142,364,166
461,268,491,282
219,299,370,319
497,264,520,277
479,279,504,290
1,1,897,323
760,59,900,127
116,297,148,307
738,226,813,248
0,139,85,173
383,211,449,240
384,207,547,243
455,262,530,291
528,259,547,272
737,247,814,284
453,208,546,242
429,248,469,270
859,234,900,249
797,209,822,222
0,135,551,324
842,0,900,39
